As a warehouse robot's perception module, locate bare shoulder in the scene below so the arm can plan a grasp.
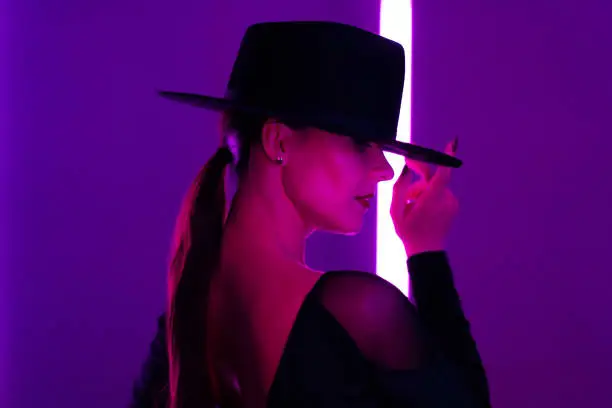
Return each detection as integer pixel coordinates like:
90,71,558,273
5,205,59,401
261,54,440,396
316,271,424,369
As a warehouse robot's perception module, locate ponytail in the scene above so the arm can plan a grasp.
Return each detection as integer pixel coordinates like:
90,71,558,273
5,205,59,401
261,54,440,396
167,146,233,408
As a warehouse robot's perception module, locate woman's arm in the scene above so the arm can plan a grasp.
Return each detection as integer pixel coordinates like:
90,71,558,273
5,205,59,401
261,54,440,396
408,251,491,408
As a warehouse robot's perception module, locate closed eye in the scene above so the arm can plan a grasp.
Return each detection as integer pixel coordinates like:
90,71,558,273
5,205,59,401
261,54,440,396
354,140,376,152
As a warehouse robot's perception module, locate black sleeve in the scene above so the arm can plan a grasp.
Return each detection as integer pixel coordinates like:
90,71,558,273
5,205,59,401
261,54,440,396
311,269,485,407
129,314,170,408
408,251,491,408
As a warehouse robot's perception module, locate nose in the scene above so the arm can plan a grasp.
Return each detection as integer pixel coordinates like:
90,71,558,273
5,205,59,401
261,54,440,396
374,151,394,182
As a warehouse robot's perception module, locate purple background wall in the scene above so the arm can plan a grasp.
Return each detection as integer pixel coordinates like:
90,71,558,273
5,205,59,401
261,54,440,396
3,0,611,407
412,1,612,407
1,1,10,407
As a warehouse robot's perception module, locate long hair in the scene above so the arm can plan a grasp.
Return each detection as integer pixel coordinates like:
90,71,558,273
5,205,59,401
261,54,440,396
166,112,267,408
167,146,233,408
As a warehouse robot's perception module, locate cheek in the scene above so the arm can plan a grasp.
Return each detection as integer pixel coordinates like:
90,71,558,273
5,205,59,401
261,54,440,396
292,151,361,200
282,150,368,229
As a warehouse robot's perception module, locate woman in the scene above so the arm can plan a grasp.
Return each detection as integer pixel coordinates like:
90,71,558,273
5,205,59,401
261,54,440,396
132,21,490,408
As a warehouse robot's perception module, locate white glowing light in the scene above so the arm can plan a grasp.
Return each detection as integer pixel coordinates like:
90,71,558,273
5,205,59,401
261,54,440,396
377,0,412,295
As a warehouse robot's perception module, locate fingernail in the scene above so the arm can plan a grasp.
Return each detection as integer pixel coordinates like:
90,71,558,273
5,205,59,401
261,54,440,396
452,136,459,153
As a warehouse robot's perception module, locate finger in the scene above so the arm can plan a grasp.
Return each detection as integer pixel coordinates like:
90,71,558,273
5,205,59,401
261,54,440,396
403,180,427,213
431,137,457,188
391,165,414,217
400,180,429,223
405,157,433,182
405,180,427,202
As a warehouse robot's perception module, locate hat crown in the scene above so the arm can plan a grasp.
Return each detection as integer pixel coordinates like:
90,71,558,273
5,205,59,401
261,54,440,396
225,21,406,141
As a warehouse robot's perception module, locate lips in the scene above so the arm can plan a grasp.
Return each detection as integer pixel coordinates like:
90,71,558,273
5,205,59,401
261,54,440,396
355,194,374,209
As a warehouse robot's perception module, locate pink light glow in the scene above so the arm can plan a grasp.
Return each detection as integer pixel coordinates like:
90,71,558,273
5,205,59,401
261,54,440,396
377,0,412,295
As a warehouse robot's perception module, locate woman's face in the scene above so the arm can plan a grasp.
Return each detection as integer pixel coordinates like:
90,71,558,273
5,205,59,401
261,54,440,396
281,127,394,235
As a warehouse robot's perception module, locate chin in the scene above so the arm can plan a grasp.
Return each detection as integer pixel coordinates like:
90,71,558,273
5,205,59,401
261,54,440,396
306,205,365,236
320,216,364,236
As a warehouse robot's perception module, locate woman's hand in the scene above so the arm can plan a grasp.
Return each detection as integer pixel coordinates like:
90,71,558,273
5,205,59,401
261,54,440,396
391,138,459,257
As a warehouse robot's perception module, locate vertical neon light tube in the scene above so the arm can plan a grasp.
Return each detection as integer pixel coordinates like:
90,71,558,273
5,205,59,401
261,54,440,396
377,0,412,295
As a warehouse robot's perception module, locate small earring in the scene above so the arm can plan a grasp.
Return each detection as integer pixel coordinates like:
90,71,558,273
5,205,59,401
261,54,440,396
276,155,284,165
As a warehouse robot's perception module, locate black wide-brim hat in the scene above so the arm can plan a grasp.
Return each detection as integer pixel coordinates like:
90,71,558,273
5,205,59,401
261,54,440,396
159,21,461,168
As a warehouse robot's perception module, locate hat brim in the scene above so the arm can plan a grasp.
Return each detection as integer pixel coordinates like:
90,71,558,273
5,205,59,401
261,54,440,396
158,90,462,168
158,90,241,111
381,140,462,168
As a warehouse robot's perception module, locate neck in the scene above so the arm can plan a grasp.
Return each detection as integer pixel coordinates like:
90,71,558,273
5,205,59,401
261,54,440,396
223,178,311,266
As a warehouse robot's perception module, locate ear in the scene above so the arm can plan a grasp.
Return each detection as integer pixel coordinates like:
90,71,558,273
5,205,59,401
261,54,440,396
260,119,292,164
